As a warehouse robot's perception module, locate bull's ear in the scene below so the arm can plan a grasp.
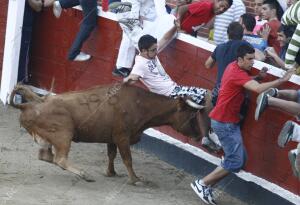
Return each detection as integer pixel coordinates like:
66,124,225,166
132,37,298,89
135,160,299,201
177,98,187,111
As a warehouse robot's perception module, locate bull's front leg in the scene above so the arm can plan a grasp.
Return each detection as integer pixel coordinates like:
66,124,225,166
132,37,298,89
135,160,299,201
106,143,117,177
116,140,139,185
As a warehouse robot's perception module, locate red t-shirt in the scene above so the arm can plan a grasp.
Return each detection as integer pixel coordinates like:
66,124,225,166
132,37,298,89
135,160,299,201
265,20,281,54
209,61,252,123
181,1,214,34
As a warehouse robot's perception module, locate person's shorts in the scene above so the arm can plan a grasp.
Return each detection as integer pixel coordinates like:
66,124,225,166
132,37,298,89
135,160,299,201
211,119,247,173
170,85,207,105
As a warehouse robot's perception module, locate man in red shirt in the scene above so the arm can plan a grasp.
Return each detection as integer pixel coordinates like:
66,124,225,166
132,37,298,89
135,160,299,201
191,44,294,204
177,0,233,35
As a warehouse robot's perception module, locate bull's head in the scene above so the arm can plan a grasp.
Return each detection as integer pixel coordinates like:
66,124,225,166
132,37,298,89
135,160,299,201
170,98,204,141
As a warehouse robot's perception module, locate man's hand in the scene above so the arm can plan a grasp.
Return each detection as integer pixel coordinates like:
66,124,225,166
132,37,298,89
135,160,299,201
265,47,277,58
123,74,140,84
281,68,295,81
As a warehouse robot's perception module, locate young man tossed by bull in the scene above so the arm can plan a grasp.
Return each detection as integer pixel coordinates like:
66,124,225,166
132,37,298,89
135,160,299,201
123,20,218,150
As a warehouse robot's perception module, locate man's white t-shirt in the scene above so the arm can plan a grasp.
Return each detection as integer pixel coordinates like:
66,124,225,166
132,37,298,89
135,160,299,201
131,55,177,96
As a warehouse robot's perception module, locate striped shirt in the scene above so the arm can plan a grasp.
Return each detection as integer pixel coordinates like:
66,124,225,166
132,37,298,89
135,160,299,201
281,1,300,69
213,0,246,45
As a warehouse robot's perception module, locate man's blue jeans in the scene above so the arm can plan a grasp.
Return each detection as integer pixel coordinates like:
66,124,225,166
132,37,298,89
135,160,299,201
211,119,247,173
59,0,98,60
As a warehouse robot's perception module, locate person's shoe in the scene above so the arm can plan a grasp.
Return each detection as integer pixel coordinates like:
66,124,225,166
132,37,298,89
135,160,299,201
191,179,216,205
53,1,62,18
202,136,222,153
73,52,91,61
255,92,268,121
288,150,299,178
264,88,278,98
296,144,300,174
112,67,131,77
119,18,140,31
278,120,295,147
109,2,132,13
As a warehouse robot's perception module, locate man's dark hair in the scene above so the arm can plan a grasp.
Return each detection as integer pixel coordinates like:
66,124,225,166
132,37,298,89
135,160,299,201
226,0,233,8
240,13,256,32
278,25,296,39
236,44,255,59
227,22,244,40
138,35,157,51
263,0,284,20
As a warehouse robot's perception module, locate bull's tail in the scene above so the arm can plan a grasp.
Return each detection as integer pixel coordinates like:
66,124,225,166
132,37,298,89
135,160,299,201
9,85,44,110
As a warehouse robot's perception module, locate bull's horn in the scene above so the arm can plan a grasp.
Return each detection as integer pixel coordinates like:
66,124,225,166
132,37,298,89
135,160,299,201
185,99,205,109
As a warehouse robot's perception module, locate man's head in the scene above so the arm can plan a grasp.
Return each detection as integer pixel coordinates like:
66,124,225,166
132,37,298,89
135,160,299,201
237,44,255,71
277,25,296,47
227,22,243,40
240,13,256,33
261,0,283,20
138,35,158,59
213,0,233,15
255,0,264,17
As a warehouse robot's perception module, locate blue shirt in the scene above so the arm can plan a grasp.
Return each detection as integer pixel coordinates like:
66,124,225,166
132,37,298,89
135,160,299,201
211,40,250,85
243,34,267,51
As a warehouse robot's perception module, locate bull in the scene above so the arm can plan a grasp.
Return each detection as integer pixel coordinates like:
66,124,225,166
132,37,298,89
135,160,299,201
10,83,212,184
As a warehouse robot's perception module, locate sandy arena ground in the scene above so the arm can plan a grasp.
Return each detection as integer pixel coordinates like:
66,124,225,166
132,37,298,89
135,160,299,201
0,104,247,205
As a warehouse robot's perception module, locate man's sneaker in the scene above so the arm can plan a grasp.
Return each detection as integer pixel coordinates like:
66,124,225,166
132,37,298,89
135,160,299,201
191,179,217,205
208,130,222,148
278,120,295,147
288,150,299,178
119,18,140,31
202,136,222,153
109,2,132,13
112,67,131,77
73,52,91,61
264,88,278,98
254,92,268,121
296,144,300,173
53,1,62,18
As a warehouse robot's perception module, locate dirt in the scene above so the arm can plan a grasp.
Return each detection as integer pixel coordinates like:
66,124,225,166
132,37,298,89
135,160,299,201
0,104,247,205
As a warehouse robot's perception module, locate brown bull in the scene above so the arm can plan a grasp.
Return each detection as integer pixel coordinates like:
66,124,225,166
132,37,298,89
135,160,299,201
10,83,212,184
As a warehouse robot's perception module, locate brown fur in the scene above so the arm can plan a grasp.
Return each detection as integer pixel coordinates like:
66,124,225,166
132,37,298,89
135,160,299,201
10,83,212,184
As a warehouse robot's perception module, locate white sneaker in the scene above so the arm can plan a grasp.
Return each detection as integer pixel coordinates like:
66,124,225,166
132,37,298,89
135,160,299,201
53,1,62,18
73,52,91,61
191,179,217,205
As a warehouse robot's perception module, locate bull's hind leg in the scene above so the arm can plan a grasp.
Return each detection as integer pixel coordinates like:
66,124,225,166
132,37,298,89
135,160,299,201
106,143,117,177
51,134,95,182
117,141,139,185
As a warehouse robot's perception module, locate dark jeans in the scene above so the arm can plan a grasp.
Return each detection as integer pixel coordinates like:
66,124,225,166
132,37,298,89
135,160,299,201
59,0,98,60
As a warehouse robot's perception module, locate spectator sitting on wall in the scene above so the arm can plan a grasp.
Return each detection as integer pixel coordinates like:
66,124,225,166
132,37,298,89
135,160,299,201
265,25,300,69
253,0,267,35
192,44,293,205
213,0,245,45
255,88,300,178
27,0,98,61
176,0,232,36
259,0,284,55
281,1,300,70
108,0,165,78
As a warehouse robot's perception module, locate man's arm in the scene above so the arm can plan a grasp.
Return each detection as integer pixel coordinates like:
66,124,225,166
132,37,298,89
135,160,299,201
243,69,294,93
177,4,189,25
123,74,141,84
157,21,179,53
205,56,215,69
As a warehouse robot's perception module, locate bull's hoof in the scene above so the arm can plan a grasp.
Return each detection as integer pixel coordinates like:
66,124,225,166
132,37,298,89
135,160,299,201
106,170,117,177
81,173,96,182
127,177,140,185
